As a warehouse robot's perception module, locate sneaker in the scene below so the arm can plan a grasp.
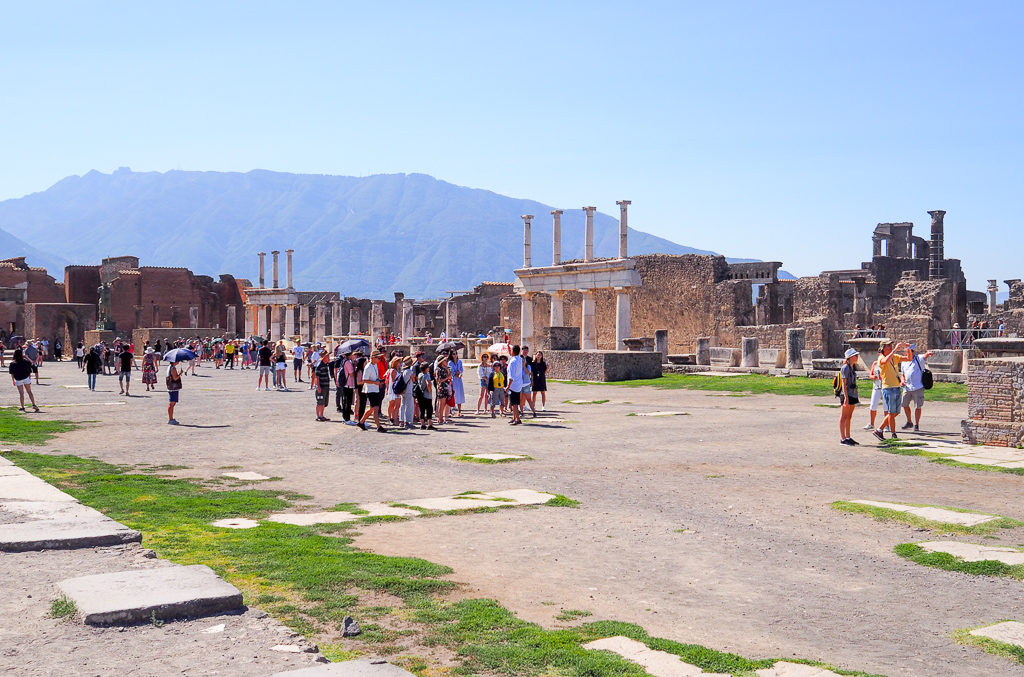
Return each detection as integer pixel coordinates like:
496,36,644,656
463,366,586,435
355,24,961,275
17,407,25,412
890,432,899,440
345,420,357,426
358,422,367,431
862,423,874,430
840,438,854,446
901,422,914,430
376,427,388,433
848,438,860,446
265,387,271,391
914,425,920,432
872,429,885,442
427,425,437,430
168,419,179,425
542,406,546,412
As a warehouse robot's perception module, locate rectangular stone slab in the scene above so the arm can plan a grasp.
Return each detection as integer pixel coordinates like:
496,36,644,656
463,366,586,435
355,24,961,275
970,620,1024,647
270,659,416,675
850,500,997,526
919,541,1024,565
267,511,359,526
221,471,271,481
57,564,243,625
0,501,141,551
0,473,78,502
583,636,727,677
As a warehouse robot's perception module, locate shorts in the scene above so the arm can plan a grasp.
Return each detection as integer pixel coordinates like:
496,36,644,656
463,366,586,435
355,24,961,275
491,390,506,406
30,364,38,374
509,390,521,406
315,390,328,406
521,384,532,395
275,362,286,371
14,377,31,387
902,389,925,409
119,371,131,381
882,387,902,414
168,391,179,403
366,390,383,408
294,358,302,369
869,388,882,412
839,393,859,406
259,365,273,376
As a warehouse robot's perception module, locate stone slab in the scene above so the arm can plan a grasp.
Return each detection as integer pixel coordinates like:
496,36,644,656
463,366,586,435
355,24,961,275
0,455,12,466
354,503,422,518
58,564,243,625
633,411,686,417
756,663,842,677
462,453,528,461
0,500,141,551
970,620,1024,647
583,636,727,677
210,518,260,529
267,511,359,526
919,541,1024,565
850,500,997,526
0,465,29,477
222,472,271,481
0,473,79,502
270,659,416,676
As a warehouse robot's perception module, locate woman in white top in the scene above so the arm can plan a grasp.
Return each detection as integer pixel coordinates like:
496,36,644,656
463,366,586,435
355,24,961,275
383,357,402,425
476,354,492,414
863,349,884,430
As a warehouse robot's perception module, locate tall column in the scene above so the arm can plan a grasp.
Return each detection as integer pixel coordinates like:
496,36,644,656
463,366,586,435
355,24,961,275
226,306,237,335
580,290,596,350
299,305,311,341
330,301,343,337
402,299,415,339
445,301,458,337
988,280,999,314
370,301,383,338
284,304,295,337
244,305,254,337
582,206,597,262
314,304,327,342
258,252,266,288
271,305,282,341
549,290,564,326
521,214,534,268
927,210,945,280
616,200,631,258
285,249,294,289
551,209,563,265
271,250,280,288
614,289,630,350
520,293,535,347
349,307,361,335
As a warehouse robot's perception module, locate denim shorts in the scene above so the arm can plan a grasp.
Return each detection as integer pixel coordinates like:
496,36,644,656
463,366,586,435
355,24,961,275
882,387,902,414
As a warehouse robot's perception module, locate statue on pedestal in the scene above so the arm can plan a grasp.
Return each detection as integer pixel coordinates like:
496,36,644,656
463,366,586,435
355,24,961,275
96,282,115,330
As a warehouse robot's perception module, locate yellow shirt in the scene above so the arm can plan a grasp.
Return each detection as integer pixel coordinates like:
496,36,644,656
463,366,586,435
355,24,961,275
879,354,902,389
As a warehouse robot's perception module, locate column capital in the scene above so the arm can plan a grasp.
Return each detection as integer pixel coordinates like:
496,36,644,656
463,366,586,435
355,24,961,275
257,251,266,256
271,250,280,255
521,214,535,223
550,209,563,216
285,248,294,254
616,200,631,207
582,206,597,214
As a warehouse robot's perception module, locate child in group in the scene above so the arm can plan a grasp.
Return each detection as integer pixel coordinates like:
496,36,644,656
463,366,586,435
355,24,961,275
488,355,508,417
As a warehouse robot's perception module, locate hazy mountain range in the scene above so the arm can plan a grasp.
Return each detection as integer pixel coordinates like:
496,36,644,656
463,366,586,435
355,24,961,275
0,168,783,298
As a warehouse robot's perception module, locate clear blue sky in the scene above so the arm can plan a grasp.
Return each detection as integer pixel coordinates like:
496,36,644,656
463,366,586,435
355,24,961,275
2,1,1021,291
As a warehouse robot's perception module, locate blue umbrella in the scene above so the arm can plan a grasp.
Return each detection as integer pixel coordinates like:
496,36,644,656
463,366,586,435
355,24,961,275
163,348,197,363
338,338,371,355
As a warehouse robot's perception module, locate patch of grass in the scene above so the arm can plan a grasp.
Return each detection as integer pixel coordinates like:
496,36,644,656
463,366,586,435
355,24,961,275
876,442,1024,476
331,502,370,515
546,494,580,508
556,609,593,622
0,407,77,445
452,455,531,464
832,501,1022,536
954,623,1024,666
319,644,363,662
814,403,841,408
895,543,1024,579
218,465,243,470
704,474,724,479
556,373,968,402
563,399,609,405
49,595,77,619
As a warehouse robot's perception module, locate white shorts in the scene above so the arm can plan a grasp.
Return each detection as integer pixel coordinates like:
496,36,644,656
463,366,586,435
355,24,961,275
869,388,882,411
14,377,31,387
274,363,286,371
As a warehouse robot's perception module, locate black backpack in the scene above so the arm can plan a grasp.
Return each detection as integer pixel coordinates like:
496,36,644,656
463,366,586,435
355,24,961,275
917,356,933,390
392,371,407,395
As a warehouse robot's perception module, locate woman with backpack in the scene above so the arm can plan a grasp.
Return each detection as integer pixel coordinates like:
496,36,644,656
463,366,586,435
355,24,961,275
837,348,860,446
399,356,416,429
414,362,436,430
383,357,403,426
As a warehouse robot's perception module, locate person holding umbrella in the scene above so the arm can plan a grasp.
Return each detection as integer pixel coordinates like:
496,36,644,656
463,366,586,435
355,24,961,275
163,346,195,425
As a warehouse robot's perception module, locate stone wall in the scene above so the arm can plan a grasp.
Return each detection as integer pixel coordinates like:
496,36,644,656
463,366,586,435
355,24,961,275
793,274,842,323
961,357,1024,447
23,303,95,352
545,350,662,382
719,317,839,357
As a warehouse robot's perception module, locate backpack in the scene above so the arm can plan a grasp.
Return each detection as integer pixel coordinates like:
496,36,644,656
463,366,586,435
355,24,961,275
832,370,843,398
392,371,407,395
492,369,506,389
412,376,424,399
917,356,933,390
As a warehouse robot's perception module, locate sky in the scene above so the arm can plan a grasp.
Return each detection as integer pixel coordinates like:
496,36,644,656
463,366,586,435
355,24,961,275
1,1,1021,291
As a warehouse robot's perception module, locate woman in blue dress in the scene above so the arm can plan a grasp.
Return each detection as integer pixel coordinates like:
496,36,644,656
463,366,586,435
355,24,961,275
450,349,466,416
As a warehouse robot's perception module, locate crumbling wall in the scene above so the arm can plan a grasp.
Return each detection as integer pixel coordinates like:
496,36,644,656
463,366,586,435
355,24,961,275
793,274,842,322
961,358,1024,447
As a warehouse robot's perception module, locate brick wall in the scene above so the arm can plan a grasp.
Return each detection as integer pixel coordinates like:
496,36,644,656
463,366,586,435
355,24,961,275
961,357,1024,447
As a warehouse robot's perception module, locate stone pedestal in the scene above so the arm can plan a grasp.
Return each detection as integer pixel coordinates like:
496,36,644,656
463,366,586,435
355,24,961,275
581,291,596,350
654,330,669,362
349,307,361,335
786,328,806,369
615,291,631,351
549,290,564,327
695,337,711,366
741,337,759,367
402,299,414,339
961,357,1024,447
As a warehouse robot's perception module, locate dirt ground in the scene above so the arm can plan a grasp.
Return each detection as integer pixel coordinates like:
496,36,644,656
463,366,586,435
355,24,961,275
3,361,1023,677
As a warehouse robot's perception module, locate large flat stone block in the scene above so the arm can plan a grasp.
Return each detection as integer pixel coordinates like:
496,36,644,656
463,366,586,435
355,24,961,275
850,500,997,526
0,500,141,552
970,621,1024,647
756,662,842,676
0,472,77,502
545,350,662,382
919,541,1024,565
57,564,243,625
583,636,727,677
270,659,415,676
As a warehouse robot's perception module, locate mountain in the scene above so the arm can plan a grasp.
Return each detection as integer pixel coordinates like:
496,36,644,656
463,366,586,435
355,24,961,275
0,168,776,298
0,226,68,276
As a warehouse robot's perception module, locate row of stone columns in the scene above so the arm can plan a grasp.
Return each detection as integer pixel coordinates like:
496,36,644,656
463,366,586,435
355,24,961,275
520,288,631,351
521,202,631,269
256,250,295,289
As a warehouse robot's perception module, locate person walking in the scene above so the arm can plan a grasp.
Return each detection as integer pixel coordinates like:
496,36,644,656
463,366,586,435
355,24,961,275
863,349,883,431
54,340,63,361
274,348,288,390
434,352,452,425
450,350,465,417
118,345,138,396
507,344,525,425
476,353,492,414
400,355,416,429
166,359,183,424
357,350,388,432
224,340,236,369
293,343,305,383
8,348,39,412
313,348,331,421
533,351,548,411
23,341,41,385
383,357,402,425
82,346,102,390
339,352,357,423
142,347,158,391
900,344,935,432
837,348,860,446
256,340,274,390
414,362,436,430
74,342,85,368
872,339,908,441
520,346,536,417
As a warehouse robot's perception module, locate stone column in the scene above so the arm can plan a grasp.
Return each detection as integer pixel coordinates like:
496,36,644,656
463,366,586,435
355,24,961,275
314,304,326,342
582,206,597,262
616,200,631,258
614,289,630,351
580,290,596,350
551,209,563,265
549,290,564,327
258,252,266,288
244,305,254,337
741,337,759,367
271,251,280,288
786,327,805,369
402,299,414,339
988,280,999,314
520,293,535,347
696,337,711,366
189,306,199,329
285,249,294,289
299,305,311,341
349,307,361,335
521,214,534,268
852,277,867,324
330,301,343,336
271,305,283,341
655,329,668,362
226,306,237,335
445,300,458,337
370,301,383,339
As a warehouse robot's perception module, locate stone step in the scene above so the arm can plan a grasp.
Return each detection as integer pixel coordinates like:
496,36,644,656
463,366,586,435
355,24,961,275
269,659,416,676
57,564,243,625
0,500,141,552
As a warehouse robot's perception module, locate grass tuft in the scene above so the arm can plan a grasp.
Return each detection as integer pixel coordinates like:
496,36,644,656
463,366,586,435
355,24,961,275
49,595,77,619
832,500,1022,536
546,494,580,508
895,543,1024,580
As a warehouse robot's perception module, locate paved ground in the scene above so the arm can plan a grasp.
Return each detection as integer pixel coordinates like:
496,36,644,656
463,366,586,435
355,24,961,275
5,361,1024,677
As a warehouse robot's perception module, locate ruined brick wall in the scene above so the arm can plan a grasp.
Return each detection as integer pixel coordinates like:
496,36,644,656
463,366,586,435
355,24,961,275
793,274,842,322
451,282,512,334
719,317,839,356
879,276,958,349
0,260,64,303
65,266,101,305
1007,282,1024,311
23,303,95,347
961,357,1024,447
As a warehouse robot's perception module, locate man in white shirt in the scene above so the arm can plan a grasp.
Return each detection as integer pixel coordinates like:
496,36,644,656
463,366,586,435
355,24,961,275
292,343,305,382
900,344,935,432
506,344,524,426
358,350,388,432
